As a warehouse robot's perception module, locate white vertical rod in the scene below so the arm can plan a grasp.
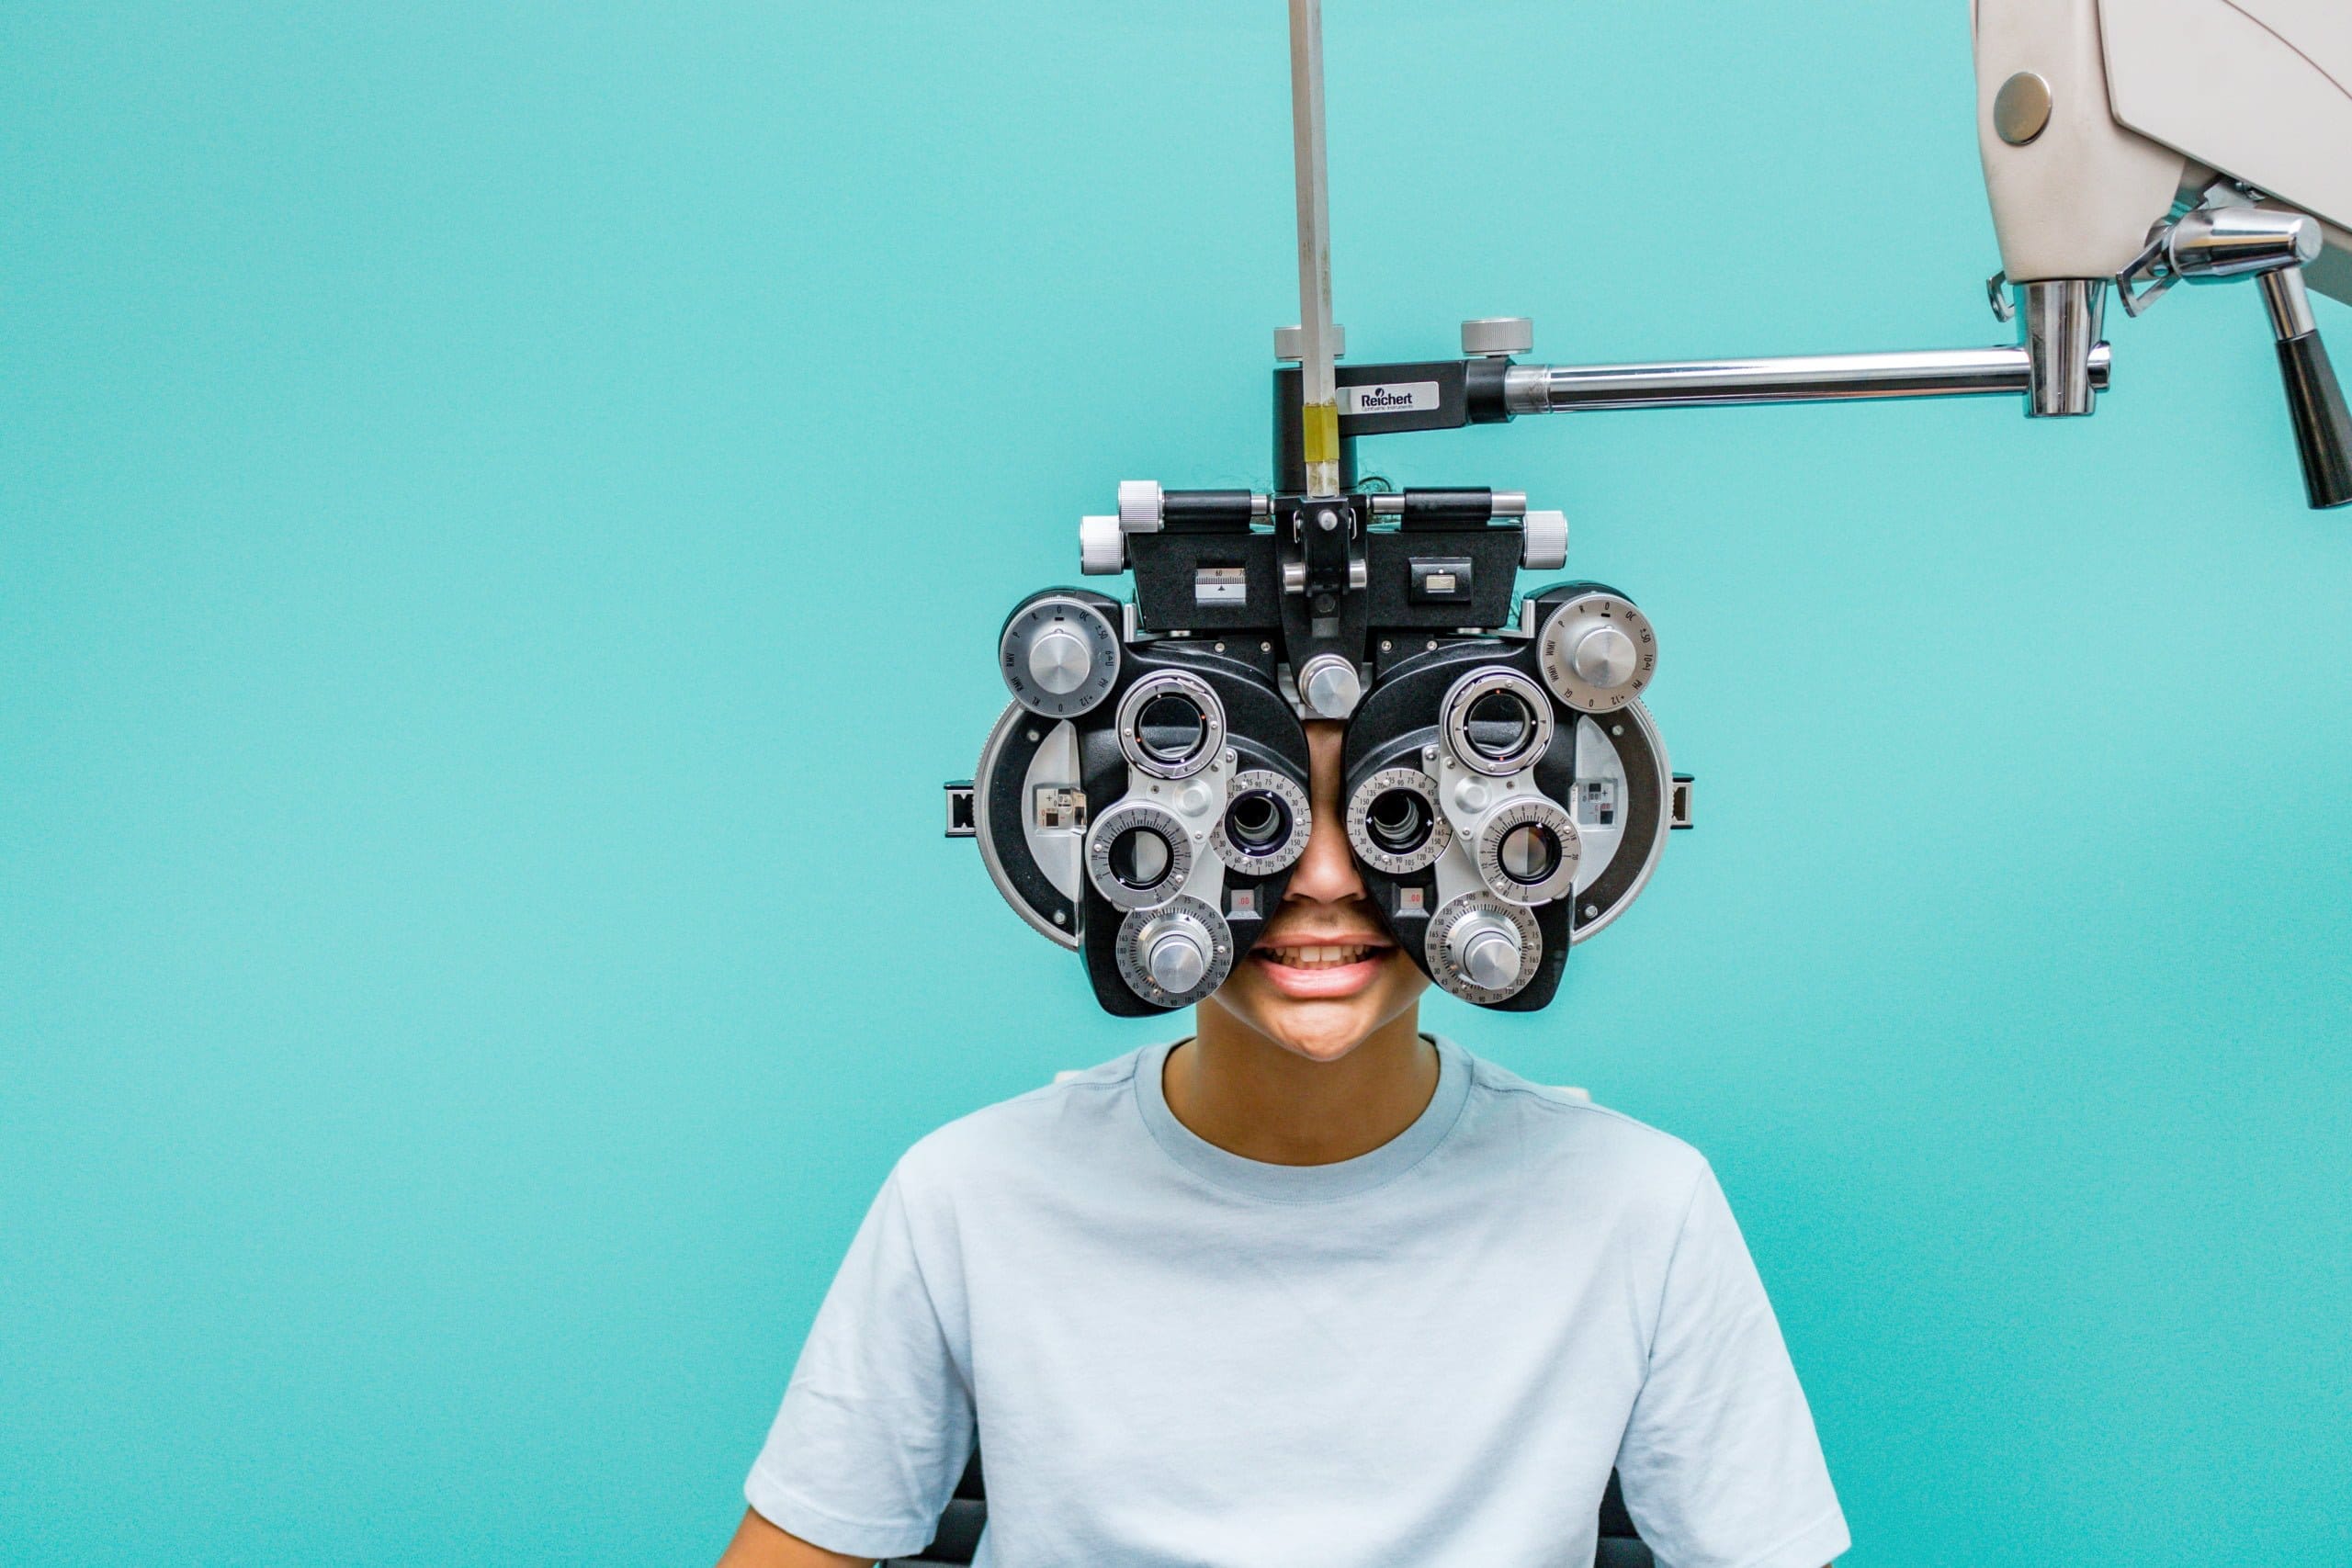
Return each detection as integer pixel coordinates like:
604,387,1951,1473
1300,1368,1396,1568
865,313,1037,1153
1287,0,1340,497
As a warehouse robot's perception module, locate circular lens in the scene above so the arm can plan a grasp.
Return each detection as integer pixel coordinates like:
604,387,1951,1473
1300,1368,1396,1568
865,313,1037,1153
1496,820,1561,885
1439,670,1555,779
1107,826,1172,890
1135,693,1207,768
1365,788,1432,855
1224,790,1289,852
1464,688,1539,762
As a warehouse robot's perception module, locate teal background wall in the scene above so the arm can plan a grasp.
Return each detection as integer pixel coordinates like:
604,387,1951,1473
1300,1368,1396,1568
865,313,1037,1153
6,2,2347,1562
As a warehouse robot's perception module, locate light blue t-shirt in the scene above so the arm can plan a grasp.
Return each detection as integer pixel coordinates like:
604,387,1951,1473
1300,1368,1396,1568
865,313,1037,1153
747,1038,1849,1568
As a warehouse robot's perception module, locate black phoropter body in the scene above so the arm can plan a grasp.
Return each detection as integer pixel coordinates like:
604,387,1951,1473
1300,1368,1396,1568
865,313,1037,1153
946,336,1692,1016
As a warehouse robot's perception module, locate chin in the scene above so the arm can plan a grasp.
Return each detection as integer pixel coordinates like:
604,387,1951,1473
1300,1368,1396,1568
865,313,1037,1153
1204,950,1427,1062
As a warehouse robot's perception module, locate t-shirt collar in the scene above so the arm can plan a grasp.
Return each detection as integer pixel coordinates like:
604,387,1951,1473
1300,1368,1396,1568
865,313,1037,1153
1133,1033,1473,1203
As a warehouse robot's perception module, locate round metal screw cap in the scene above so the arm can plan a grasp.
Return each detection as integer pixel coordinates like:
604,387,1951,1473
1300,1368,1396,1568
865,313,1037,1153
1572,624,1638,689
1461,317,1533,357
1994,71,2052,145
1027,627,1092,694
1147,930,1208,992
1458,922,1522,990
1079,514,1125,575
1521,508,1567,570
1274,323,1347,362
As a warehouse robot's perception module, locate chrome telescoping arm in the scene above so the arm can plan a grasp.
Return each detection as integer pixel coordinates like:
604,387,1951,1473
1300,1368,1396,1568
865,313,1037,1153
1500,343,2109,414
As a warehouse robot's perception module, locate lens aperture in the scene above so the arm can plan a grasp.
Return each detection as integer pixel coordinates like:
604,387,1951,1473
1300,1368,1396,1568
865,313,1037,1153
1135,693,1207,768
1366,788,1432,855
1224,790,1289,852
1107,825,1173,890
1496,820,1561,885
1464,689,1538,763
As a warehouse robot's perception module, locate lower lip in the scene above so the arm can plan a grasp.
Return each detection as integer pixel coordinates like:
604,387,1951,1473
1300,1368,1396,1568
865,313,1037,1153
1249,951,1393,998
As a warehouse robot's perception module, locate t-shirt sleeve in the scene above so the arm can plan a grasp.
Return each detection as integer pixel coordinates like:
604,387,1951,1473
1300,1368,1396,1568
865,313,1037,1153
1613,1161,1850,1568
744,1163,976,1561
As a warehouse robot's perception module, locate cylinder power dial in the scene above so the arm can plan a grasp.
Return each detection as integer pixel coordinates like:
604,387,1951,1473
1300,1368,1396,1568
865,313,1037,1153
1001,593,1121,718
1425,893,1542,1005
1537,591,1657,713
1115,896,1235,1009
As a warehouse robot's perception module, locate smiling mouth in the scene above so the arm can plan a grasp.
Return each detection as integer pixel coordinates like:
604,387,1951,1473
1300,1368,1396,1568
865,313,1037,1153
1251,941,1390,969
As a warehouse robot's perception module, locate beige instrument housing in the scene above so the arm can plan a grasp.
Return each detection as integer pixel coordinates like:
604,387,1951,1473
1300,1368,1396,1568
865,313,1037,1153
1974,0,2352,305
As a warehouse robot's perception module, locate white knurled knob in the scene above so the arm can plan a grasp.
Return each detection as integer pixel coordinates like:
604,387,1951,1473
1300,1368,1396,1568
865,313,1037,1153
1274,323,1348,362
1461,317,1533,357
1079,515,1125,575
1521,508,1567,571
1117,479,1164,532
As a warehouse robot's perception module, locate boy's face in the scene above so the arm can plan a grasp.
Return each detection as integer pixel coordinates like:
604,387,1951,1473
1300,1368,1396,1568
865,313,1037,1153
1198,720,1429,1060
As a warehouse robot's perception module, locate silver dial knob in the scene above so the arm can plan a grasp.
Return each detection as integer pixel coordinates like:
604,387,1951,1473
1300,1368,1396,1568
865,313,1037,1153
1146,927,1208,992
1455,917,1523,990
1571,623,1637,688
1536,591,1657,713
1114,896,1235,1009
1424,892,1541,1005
1001,594,1120,718
1027,627,1091,694
1298,653,1363,719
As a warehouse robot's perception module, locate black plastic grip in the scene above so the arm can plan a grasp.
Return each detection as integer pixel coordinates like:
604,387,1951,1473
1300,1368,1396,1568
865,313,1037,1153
2275,329,2352,510
1162,490,1256,528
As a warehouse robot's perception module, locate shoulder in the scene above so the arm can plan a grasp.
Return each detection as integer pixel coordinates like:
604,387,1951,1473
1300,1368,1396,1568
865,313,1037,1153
1447,1043,1713,1213
891,1047,1150,1197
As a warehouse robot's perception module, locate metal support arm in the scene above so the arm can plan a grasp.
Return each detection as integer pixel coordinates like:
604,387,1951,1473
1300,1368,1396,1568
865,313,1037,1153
1501,344,2111,414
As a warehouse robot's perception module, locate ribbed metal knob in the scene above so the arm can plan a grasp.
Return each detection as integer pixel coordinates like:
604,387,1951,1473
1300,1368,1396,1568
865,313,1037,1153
1079,514,1124,575
1146,927,1208,992
1299,654,1362,719
1521,508,1567,570
1461,317,1533,357
1274,323,1347,362
1117,479,1164,532
1572,624,1638,689
1453,918,1522,990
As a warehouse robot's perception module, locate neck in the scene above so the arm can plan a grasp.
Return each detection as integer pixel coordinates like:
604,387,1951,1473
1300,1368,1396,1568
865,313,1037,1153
1164,1003,1436,1166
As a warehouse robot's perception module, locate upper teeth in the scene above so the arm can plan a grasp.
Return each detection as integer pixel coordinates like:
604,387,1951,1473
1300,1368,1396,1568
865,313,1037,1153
1265,944,1373,967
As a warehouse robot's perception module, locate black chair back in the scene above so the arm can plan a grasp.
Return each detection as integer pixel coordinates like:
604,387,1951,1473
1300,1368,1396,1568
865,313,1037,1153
888,1452,1652,1567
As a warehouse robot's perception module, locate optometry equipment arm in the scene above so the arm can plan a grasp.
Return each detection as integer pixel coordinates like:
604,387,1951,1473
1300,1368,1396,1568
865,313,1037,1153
1283,2,2352,505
